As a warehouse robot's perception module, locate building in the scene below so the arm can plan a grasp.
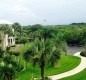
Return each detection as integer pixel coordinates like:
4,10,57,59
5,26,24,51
2,28,15,50
0,21,15,50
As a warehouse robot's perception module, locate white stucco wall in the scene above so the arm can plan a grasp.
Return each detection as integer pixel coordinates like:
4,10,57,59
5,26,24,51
2,34,8,50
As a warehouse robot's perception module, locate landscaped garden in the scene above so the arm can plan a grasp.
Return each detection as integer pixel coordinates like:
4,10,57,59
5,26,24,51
16,44,81,80
18,55,80,80
0,23,86,80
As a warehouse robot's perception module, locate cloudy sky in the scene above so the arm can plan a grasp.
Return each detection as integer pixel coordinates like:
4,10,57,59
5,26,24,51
0,0,86,25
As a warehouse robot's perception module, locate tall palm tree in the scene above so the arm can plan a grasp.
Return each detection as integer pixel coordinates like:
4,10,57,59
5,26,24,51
23,38,61,80
23,27,67,79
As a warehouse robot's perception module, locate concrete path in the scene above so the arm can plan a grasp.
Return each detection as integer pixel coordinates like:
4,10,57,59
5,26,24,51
49,52,86,80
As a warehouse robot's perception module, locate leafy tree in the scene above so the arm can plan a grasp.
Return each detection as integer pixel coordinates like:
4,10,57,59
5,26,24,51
0,24,13,36
19,37,28,44
0,65,16,80
0,53,17,80
23,38,61,80
12,22,22,37
29,24,43,32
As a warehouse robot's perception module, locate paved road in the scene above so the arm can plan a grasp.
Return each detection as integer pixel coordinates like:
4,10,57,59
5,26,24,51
49,52,86,80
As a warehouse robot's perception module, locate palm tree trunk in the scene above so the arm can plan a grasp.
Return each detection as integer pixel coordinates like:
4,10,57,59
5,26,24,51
40,54,45,80
40,65,44,80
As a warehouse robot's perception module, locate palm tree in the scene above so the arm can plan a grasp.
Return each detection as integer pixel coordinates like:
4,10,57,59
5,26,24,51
0,55,19,80
0,46,19,80
23,38,61,80
23,27,67,79
0,65,16,80
23,46,35,69
0,24,13,36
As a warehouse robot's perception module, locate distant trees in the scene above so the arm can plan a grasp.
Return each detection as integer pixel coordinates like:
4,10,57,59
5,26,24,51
19,37,28,44
12,22,21,33
29,24,43,32
60,25,86,45
12,22,22,37
71,22,86,25
21,23,86,46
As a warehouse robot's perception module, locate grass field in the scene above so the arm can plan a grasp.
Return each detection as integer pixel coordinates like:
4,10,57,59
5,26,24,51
11,43,81,80
60,68,86,80
18,52,81,80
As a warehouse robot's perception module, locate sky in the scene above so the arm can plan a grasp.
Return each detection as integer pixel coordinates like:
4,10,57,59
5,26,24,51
0,0,86,25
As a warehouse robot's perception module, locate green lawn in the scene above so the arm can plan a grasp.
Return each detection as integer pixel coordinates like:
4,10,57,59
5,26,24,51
60,68,86,80
11,43,81,80
17,54,81,80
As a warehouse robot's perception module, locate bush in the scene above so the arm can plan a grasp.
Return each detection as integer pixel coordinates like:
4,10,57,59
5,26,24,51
12,52,20,56
80,51,86,57
16,64,24,72
44,77,50,80
0,48,4,57
15,37,20,44
19,37,28,44
16,37,28,44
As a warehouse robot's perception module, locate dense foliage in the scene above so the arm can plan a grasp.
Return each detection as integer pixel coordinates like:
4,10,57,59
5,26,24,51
0,22,86,80
20,24,86,46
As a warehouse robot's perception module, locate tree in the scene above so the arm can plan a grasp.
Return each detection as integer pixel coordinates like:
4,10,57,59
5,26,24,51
0,65,16,80
0,24,13,36
29,24,43,32
0,45,22,80
23,25,68,79
23,38,61,80
12,22,22,37
0,52,17,80
19,37,28,44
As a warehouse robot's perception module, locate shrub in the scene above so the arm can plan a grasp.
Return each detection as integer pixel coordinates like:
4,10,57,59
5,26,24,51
15,37,20,44
19,37,28,44
0,48,4,57
12,52,20,56
80,51,86,57
16,64,24,72
44,77,50,80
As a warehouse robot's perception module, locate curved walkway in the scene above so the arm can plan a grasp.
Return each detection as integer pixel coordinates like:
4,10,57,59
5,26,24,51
49,52,86,80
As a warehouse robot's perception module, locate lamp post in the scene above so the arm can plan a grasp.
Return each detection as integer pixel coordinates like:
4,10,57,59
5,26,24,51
43,19,47,27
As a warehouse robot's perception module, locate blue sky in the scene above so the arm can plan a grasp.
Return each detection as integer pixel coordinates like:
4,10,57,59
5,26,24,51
0,0,86,25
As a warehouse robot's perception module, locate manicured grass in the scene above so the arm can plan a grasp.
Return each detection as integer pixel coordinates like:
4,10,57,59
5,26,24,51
45,55,81,76
17,54,81,80
60,69,86,80
11,43,81,80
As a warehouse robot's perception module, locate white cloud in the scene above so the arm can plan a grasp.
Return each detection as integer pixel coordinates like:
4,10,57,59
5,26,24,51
0,0,37,19
0,20,12,24
11,5,37,18
0,0,86,25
